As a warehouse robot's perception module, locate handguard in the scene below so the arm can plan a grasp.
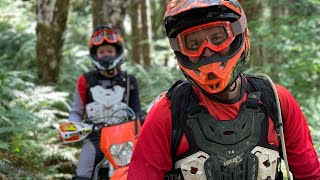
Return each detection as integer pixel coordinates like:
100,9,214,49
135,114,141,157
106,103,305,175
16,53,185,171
59,122,93,143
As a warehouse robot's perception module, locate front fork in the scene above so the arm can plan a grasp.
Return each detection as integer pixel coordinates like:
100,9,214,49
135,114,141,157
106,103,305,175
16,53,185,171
92,157,110,180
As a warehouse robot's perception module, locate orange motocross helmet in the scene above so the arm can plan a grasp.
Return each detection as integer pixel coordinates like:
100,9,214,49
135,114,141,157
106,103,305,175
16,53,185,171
164,0,250,95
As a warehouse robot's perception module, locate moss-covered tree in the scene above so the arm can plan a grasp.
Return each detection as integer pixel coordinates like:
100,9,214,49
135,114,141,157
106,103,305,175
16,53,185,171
36,0,71,84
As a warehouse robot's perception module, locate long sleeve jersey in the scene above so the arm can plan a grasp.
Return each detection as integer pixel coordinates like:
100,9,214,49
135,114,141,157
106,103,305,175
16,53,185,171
127,80,320,179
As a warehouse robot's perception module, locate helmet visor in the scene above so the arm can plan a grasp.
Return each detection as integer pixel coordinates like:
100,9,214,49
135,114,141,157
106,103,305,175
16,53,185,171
177,21,235,58
90,29,121,46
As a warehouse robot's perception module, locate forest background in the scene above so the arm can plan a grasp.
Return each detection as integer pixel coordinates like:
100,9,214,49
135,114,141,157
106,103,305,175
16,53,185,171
0,0,319,179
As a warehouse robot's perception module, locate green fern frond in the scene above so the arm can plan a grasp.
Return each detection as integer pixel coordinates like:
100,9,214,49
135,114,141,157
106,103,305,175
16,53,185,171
0,140,9,150
0,127,21,134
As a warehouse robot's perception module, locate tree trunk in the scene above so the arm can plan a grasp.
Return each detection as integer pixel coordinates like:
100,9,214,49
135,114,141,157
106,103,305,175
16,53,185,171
130,0,141,64
36,0,70,84
239,0,265,67
239,0,263,21
163,0,169,67
268,0,282,81
92,0,127,32
150,0,168,39
141,0,151,67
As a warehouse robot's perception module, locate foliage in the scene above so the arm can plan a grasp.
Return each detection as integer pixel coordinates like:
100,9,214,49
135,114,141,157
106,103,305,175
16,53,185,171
248,0,320,152
0,68,74,179
56,0,93,94
0,0,319,179
0,24,36,70
123,61,184,110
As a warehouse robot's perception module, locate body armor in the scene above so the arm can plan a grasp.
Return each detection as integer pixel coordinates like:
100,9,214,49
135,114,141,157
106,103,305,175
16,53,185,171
165,76,283,180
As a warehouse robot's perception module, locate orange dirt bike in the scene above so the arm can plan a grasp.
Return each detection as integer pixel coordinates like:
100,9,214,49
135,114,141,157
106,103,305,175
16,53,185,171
59,107,141,180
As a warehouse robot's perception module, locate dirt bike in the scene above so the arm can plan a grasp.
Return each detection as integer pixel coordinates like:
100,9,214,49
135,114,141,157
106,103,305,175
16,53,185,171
59,107,141,180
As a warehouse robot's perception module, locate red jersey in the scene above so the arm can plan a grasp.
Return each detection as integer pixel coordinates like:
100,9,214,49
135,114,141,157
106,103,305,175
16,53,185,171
127,83,320,179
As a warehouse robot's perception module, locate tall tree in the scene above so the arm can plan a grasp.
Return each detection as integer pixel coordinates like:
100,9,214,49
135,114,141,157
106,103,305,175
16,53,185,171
150,0,168,39
92,0,127,32
130,0,141,64
239,0,266,67
238,0,263,21
141,0,151,67
36,0,71,84
129,0,152,67
150,0,170,66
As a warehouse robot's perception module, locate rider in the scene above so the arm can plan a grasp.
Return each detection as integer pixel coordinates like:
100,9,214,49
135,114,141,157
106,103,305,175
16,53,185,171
128,1,320,179
68,25,142,180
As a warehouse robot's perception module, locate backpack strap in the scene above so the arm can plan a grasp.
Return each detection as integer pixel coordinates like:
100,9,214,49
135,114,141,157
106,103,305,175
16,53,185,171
123,72,130,106
166,80,193,164
245,75,281,134
83,70,100,88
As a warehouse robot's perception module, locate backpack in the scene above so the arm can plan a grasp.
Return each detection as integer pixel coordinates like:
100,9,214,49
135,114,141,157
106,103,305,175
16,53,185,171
166,75,281,162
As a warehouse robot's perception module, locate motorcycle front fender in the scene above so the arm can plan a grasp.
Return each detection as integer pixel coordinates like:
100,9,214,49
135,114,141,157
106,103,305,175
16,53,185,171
110,166,129,180
100,120,141,169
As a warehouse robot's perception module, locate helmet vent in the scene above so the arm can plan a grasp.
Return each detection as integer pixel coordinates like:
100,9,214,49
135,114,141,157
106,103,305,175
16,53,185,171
215,83,220,89
209,83,220,90
207,73,217,80
194,69,201,75
220,61,227,69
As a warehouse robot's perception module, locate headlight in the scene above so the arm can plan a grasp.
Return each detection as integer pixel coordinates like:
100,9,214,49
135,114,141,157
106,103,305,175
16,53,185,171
110,141,133,166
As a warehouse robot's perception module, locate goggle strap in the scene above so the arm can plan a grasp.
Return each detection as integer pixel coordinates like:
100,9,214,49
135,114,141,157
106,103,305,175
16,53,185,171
169,38,180,51
231,9,247,36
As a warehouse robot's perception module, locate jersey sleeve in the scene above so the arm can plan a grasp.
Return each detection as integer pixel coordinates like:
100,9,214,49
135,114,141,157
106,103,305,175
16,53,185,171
276,85,320,179
68,75,87,122
127,97,172,179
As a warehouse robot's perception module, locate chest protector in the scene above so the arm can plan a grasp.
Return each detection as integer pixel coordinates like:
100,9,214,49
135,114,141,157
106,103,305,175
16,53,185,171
84,70,130,104
165,76,283,180
83,70,130,124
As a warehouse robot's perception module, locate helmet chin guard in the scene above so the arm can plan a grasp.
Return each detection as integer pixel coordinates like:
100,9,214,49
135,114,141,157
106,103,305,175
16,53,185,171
91,53,125,71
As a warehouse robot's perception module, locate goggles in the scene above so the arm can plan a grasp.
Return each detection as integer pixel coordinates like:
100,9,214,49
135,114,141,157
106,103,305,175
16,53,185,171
169,11,247,58
90,29,124,46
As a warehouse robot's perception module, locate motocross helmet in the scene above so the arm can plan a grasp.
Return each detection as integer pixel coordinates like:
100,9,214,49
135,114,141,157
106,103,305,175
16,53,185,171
164,0,250,95
89,25,125,71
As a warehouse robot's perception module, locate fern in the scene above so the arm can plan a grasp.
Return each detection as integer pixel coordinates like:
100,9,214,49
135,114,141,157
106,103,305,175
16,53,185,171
0,126,20,134
0,139,9,150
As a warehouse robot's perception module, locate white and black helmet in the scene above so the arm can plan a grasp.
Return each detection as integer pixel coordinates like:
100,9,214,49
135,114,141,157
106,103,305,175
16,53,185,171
89,25,125,71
